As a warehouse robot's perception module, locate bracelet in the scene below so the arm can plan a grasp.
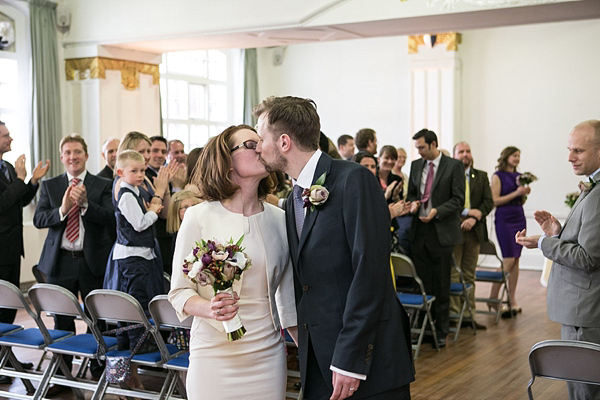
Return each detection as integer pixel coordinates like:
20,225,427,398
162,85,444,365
152,195,163,202
466,215,478,221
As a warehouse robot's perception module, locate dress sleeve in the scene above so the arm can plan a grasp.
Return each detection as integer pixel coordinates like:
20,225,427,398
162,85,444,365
168,207,202,321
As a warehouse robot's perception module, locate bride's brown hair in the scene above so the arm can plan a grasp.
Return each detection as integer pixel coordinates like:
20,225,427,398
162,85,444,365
193,125,274,201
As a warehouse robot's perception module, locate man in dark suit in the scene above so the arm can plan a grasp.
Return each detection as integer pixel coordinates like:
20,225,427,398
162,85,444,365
33,134,113,379
97,137,119,180
0,121,49,383
450,142,494,330
254,97,414,400
407,129,464,347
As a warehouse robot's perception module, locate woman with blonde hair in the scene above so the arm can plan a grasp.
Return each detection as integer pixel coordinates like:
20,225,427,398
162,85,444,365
166,190,201,259
169,124,297,399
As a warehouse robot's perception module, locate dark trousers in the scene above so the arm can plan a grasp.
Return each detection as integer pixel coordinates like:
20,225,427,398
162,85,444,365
410,221,453,337
0,261,20,323
561,325,600,400
303,338,411,400
48,250,105,376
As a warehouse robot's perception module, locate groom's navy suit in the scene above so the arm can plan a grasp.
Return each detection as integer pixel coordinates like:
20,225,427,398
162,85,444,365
285,153,414,399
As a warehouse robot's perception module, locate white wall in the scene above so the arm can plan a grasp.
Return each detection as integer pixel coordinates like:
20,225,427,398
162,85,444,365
257,18,600,269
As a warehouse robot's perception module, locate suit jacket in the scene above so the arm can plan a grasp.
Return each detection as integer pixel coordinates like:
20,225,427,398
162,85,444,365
466,168,494,243
0,161,39,265
285,154,414,397
33,172,114,277
96,165,114,181
543,170,600,328
407,154,465,247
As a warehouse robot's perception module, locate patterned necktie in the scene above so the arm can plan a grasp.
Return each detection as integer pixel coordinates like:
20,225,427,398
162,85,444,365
293,185,305,239
464,171,471,209
0,161,10,182
65,178,81,243
421,162,435,207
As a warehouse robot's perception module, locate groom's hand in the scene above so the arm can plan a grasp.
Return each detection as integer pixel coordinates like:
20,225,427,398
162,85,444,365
533,210,561,236
330,371,360,400
515,229,540,249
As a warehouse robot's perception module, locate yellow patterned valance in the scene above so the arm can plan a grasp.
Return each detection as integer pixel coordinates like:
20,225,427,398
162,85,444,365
65,57,160,91
408,32,462,54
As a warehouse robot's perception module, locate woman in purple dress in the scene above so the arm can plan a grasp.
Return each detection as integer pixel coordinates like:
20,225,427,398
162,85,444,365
490,146,531,316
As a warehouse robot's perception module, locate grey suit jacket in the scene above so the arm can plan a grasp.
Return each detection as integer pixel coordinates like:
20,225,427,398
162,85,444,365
543,171,600,327
407,154,465,247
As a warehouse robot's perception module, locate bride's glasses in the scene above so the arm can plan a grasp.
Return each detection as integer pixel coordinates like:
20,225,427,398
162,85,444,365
230,140,258,153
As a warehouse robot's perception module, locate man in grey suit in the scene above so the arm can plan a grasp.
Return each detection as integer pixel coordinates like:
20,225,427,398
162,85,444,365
517,119,600,400
407,129,464,347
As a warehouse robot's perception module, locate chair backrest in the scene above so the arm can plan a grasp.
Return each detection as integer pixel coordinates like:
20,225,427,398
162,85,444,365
0,280,36,316
149,295,192,329
28,283,107,351
85,289,152,327
391,253,427,296
477,240,504,270
529,340,600,385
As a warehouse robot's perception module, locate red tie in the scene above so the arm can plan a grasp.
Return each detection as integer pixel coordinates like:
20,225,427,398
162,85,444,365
421,162,435,207
65,178,80,243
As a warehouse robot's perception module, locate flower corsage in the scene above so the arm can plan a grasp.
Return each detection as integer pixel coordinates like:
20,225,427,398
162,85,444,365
302,172,329,212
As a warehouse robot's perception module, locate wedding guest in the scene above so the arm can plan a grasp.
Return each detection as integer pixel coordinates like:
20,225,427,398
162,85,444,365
516,119,600,400
378,145,403,203
183,147,203,195
97,137,120,180
337,134,355,160
490,146,530,316
166,189,201,260
169,125,297,399
392,147,409,199
355,128,377,155
167,139,186,164
352,151,377,175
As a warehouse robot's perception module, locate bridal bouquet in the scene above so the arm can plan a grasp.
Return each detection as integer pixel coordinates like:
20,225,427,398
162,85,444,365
516,172,538,186
183,236,251,341
565,192,579,209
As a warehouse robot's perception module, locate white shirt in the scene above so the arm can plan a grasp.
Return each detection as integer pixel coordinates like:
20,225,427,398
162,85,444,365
59,171,88,251
113,182,158,261
419,151,442,217
293,149,367,381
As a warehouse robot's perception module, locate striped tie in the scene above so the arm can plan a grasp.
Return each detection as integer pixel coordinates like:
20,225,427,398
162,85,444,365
65,178,80,243
293,185,305,239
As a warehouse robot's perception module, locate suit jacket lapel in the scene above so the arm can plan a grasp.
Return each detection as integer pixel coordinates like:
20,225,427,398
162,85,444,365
297,155,332,259
432,154,447,192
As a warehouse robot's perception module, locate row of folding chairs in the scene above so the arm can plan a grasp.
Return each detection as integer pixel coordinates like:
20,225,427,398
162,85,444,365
391,242,510,359
0,280,191,400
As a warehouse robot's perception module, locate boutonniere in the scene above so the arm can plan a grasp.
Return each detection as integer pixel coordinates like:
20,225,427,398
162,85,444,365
578,179,597,193
302,172,329,212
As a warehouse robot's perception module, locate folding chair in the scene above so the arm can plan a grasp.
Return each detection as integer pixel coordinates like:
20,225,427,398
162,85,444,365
0,280,73,400
474,240,512,324
448,264,476,342
27,283,118,400
391,253,439,359
30,264,52,372
527,340,600,399
148,295,192,400
85,289,182,400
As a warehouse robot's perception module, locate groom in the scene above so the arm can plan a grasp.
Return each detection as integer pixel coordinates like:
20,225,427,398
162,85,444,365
254,96,414,400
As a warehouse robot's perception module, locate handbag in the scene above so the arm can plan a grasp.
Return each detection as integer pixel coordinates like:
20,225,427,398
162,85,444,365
103,324,149,383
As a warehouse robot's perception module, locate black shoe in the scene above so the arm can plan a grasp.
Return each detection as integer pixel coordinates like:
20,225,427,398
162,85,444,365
0,375,12,385
45,384,68,397
501,308,518,319
20,362,34,370
461,320,487,330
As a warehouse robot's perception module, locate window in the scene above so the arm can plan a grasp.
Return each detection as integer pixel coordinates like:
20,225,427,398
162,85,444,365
160,49,235,151
0,7,29,172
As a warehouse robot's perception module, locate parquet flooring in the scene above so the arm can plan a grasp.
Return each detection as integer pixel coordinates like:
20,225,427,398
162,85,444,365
0,270,565,399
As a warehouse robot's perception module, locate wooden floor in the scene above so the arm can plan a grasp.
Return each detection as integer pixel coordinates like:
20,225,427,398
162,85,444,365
1,270,566,400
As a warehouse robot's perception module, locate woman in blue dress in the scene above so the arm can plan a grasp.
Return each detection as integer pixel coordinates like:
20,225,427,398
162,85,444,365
490,146,531,316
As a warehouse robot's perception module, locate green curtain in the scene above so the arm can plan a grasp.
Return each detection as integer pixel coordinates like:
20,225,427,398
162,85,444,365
30,0,62,177
243,48,259,127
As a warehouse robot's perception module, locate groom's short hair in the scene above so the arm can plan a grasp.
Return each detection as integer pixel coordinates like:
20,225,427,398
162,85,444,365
576,120,600,146
253,96,320,152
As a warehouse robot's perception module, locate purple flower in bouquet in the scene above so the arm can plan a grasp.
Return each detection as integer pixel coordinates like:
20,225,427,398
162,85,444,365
201,252,212,266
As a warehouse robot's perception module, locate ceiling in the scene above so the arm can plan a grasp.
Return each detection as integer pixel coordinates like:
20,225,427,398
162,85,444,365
110,0,600,53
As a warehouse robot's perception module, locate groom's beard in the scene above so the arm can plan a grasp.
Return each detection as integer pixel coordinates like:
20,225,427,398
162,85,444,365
261,150,288,173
